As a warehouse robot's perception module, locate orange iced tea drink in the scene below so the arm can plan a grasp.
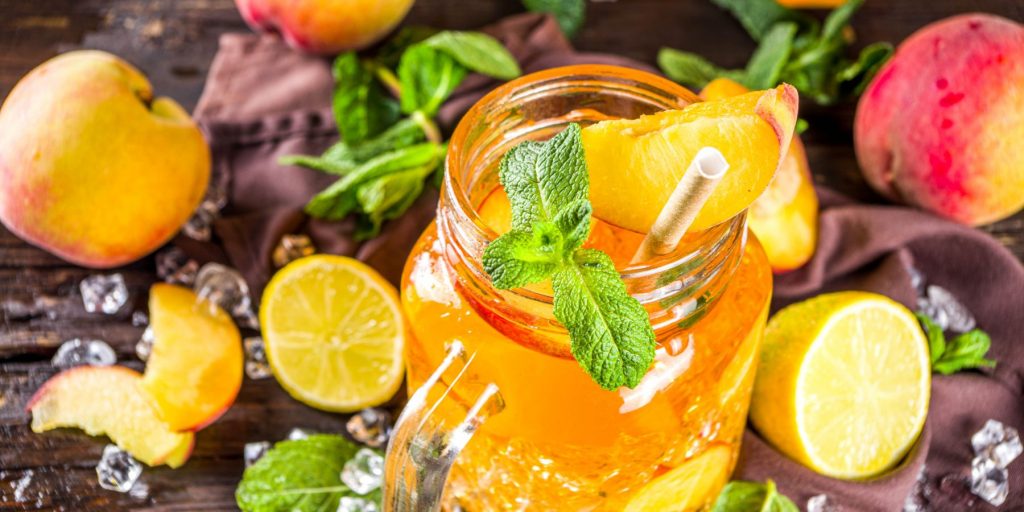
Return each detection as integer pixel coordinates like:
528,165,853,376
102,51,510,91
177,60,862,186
399,66,774,511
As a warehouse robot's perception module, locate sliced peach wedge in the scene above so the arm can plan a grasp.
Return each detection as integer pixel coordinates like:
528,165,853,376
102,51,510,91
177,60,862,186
27,366,194,467
141,283,243,432
701,78,819,273
581,84,799,234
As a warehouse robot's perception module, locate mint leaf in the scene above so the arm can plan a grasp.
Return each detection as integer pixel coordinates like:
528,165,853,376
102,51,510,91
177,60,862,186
821,0,862,43
709,0,809,41
658,48,743,90
236,435,377,512
398,44,468,117
378,26,439,68
553,250,656,390
499,123,588,230
483,225,563,289
934,330,997,375
482,124,655,390
355,162,435,239
424,31,522,80
332,53,400,145
836,41,893,97
522,0,586,38
306,142,444,221
918,312,997,375
281,118,428,177
711,479,799,512
743,22,797,89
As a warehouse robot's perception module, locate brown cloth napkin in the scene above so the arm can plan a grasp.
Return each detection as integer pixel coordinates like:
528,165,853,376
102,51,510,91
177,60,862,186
186,13,1024,511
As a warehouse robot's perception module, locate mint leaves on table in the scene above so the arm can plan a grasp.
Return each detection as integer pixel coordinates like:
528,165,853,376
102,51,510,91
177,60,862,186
482,124,656,391
522,0,586,38
918,312,996,375
711,479,799,512
659,0,893,105
236,435,381,512
282,29,520,239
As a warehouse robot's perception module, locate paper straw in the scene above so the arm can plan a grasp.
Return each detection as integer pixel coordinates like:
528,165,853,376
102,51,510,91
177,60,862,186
630,147,730,264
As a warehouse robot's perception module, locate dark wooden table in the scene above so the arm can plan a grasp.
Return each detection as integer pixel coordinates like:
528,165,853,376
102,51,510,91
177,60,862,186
1,1,1022,510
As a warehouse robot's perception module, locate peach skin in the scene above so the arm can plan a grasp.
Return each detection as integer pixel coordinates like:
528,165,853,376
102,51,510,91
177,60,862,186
855,13,1024,226
235,0,414,54
0,50,210,268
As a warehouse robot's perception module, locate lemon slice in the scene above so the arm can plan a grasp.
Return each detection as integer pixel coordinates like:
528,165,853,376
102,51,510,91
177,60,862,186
624,445,733,512
750,292,931,479
260,255,406,412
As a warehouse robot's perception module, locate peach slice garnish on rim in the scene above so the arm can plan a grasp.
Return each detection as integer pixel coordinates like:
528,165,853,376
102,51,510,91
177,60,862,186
581,84,799,234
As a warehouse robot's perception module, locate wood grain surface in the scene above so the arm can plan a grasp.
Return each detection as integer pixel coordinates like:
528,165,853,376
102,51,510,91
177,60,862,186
1,0,1022,510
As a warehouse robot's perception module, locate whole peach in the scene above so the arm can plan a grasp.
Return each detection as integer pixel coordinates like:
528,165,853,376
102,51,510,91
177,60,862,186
235,0,415,54
854,14,1024,226
0,51,210,268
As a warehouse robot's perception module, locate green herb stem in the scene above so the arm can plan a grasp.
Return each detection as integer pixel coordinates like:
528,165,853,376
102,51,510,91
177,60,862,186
412,110,443,144
374,64,403,100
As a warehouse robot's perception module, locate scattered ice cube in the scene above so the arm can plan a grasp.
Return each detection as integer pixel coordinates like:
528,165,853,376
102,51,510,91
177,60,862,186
340,448,384,495
272,234,316,268
237,308,260,330
128,482,149,500
244,441,272,468
51,339,116,368
338,496,380,512
907,264,926,295
244,337,272,379
194,263,252,318
156,248,199,286
917,285,975,333
136,326,155,362
972,419,1022,469
96,444,142,493
11,470,32,502
131,311,148,326
287,428,315,441
971,455,1008,506
807,493,840,512
80,274,128,314
183,202,219,241
902,466,931,512
347,408,393,448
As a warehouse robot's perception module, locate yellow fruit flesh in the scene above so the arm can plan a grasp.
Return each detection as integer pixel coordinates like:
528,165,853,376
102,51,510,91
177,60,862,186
582,84,798,233
701,77,819,273
141,283,243,431
750,292,930,479
260,255,405,412
624,445,733,512
29,366,193,467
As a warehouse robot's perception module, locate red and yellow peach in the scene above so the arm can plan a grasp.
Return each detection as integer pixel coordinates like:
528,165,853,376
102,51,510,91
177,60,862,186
855,13,1024,226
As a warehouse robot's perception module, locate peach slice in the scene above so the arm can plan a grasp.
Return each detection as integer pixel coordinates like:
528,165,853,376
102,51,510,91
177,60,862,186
141,283,243,432
27,366,194,467
624,444,733,512
582,84,799,234
702,78,818,273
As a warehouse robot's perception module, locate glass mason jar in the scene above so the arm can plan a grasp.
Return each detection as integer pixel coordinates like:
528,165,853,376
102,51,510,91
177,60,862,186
397,65,773,511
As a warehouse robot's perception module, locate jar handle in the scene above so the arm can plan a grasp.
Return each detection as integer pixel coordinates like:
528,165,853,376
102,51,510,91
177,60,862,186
382,340,504,511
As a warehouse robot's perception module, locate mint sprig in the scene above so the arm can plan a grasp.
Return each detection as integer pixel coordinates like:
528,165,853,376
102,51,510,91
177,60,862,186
711,479,799,512
522,0,586,38
235,435,380,512
660,0,893,106
282,29,520,239
917,312,996,375
482,124,656,390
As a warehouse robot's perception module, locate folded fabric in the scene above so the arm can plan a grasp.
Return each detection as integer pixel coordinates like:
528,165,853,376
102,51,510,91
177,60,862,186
186,13,1024,510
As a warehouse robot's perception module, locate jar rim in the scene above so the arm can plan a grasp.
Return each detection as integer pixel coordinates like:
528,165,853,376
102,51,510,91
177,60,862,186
444,64,734,275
